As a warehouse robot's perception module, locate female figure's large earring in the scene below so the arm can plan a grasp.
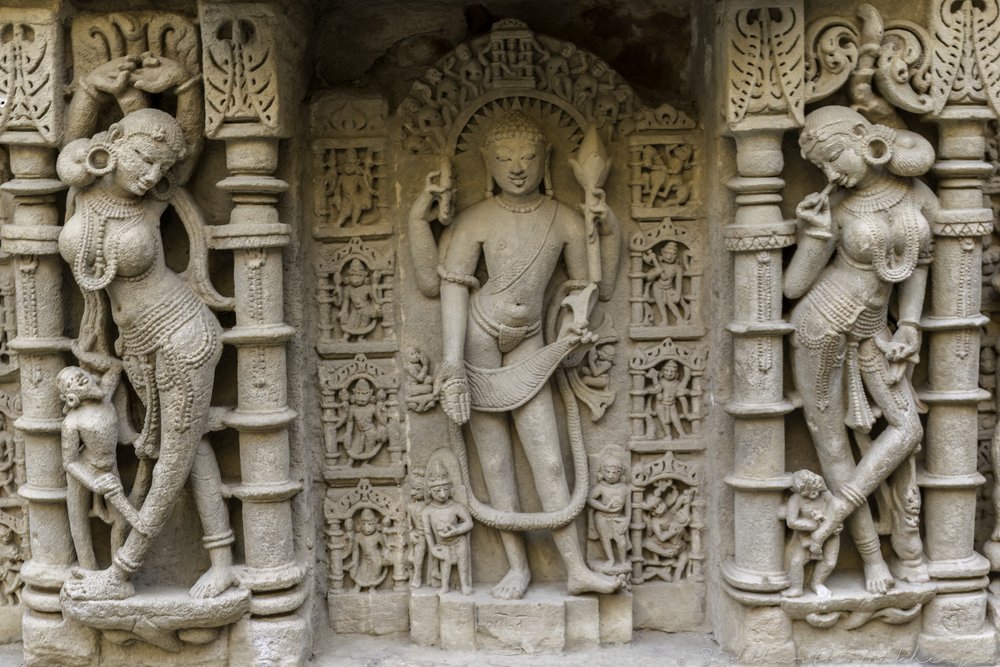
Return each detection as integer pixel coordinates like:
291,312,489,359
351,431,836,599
862,133,892,166
85,143,116,177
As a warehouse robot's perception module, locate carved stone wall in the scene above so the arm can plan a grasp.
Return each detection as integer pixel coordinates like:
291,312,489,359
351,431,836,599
2,0,1000,665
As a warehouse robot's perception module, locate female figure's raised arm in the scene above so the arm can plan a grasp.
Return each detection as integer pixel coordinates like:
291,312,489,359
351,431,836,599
784,186,838,300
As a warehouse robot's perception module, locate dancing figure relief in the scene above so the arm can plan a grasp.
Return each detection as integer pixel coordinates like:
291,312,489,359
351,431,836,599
55,53,236,602
785,106,936,595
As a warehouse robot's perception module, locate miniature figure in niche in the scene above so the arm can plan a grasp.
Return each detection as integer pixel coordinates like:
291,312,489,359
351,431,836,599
421,459,473,595
785,105,936,594
336,258,382,341
783,470,841,599
343,378,390,465
640,480,694,582
408,111,623,599
405,473,430,589
56,54,236,602
643,241,688,327
332,148,375,228
587,446,631,575
640,360,692,440
348,508,387,592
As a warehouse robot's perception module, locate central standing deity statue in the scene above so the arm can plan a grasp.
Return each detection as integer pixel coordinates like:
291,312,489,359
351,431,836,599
409,111,622,599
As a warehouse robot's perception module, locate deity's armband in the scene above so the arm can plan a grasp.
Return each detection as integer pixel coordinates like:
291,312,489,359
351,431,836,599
436,265,481,290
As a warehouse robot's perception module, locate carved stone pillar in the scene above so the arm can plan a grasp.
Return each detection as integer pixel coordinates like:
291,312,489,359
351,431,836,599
918,110,996,663
0,9,97,665
199,3,308,663
718,2,802,659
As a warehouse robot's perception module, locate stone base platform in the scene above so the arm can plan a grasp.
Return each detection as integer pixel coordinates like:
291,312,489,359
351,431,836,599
409,584,632,654
61,585,251,653
329,590,410,635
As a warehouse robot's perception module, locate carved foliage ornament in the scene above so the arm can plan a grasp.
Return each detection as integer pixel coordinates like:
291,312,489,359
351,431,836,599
0,21,57,141
203,17,278,135
727,4,805,126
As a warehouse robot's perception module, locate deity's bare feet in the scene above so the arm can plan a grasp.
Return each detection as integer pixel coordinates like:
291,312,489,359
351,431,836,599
410,576,422,589
813,584,832,600
783,585,803,598
491,568,530,600
566,566,621,596
63,566,134,601
189,565,237,599
863,559,895,595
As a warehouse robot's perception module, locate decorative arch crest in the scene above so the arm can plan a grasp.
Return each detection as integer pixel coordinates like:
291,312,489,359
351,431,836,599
398,18,638,155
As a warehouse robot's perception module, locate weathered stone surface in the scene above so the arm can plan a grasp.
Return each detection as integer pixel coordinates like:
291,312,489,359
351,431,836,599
4,0,1000,664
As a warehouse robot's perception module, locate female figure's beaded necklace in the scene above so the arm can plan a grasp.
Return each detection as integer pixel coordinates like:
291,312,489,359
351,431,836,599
74,191,145,292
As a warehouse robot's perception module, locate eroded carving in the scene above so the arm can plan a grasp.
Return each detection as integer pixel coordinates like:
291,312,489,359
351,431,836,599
630,452,703,583
319,354,401,481
628,138,698,220
313,141,387,238
325,479,407,594
403,346,438,413
421,449,473,595
316,238,395,357
587,445,631,576
203,17,279,135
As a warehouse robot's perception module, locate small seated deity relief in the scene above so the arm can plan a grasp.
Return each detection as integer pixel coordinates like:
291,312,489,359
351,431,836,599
421,454,473,596
782,470,841,599
319,355,401,481
313,143,386,237
629,221,704,340
628,339,707,450
566,327,619,422
587,446,632,576
316,239,395,357
403,346,438,413
325,479,408,594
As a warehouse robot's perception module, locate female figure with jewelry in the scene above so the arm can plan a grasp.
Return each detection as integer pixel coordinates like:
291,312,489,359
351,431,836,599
54,53,235,601
785,106,937,594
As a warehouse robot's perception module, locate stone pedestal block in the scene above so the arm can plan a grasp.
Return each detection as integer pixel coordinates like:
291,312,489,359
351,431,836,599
633,580,704,632
409,584,624,653
329,590,410,635
599,590,633,644
438,593,475,651
22,611,99,667
409,588,439,645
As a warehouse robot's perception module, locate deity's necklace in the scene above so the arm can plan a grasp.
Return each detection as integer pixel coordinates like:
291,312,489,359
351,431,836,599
493,194,545,214
74,191,145,292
